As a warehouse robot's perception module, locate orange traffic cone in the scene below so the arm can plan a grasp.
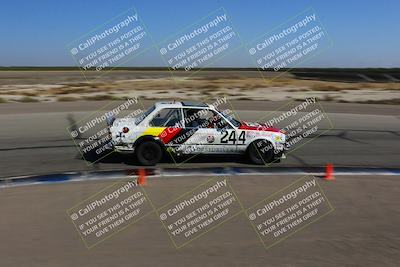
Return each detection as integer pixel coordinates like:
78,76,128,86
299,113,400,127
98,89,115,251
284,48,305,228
137,168,146,185
324,163,335,181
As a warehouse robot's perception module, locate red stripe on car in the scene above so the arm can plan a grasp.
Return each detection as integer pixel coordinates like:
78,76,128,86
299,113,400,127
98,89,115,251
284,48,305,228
159,127,182,144
239,124,280,132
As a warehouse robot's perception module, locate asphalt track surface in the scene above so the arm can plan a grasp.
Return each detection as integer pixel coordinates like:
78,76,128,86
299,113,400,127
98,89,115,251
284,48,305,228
0,100,399,178
0,174,399,267
0,100,399,266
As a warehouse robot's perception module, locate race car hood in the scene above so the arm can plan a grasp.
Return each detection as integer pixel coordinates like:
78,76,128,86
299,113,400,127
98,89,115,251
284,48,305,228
112,117,137,128
238,121,281,132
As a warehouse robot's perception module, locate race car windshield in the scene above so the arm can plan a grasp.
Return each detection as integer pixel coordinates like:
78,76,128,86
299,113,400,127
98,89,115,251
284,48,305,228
135,105,156,124
220,110,241,127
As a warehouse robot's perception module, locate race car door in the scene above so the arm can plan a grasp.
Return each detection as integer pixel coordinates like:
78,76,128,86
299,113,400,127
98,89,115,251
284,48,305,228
178,108,238,154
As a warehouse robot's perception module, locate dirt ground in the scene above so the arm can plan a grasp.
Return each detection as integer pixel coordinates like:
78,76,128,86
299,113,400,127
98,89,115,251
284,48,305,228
1,70,400,104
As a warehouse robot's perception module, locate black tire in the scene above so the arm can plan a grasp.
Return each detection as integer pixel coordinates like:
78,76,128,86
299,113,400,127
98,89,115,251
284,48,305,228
135,141,163,166
247,140,274,165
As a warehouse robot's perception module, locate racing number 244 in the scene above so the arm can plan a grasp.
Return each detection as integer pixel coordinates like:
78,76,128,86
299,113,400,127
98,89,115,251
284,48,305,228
221,130,246,144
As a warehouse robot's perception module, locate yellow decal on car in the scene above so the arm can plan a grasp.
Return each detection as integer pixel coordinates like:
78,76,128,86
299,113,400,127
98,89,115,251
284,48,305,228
141,127,165,137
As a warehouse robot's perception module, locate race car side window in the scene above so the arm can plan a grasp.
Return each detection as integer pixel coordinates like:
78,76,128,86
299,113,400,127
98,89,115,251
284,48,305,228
135,104,156,125
149,108,182,127
183,108,232,129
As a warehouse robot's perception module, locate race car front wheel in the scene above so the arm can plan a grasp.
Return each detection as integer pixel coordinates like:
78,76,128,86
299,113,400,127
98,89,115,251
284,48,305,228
247,140,274,165
135,141,163,166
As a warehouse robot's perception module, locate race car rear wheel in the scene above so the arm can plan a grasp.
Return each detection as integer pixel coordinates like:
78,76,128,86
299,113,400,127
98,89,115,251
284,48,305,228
135,141,163,166
247,140,274,165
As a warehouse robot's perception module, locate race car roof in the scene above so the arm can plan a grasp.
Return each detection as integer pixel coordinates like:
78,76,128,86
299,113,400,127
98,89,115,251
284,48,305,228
154,101,209,108
181,101,208,107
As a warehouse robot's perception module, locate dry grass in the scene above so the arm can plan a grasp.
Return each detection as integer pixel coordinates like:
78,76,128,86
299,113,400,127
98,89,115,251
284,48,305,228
82,94,118,101
340,98,400,105
20,91,40,96
16,96,39,102
1,75,399,103
57,96,79,102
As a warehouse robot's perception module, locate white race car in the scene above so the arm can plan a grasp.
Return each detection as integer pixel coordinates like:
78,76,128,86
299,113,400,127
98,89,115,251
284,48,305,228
107,101,288,165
